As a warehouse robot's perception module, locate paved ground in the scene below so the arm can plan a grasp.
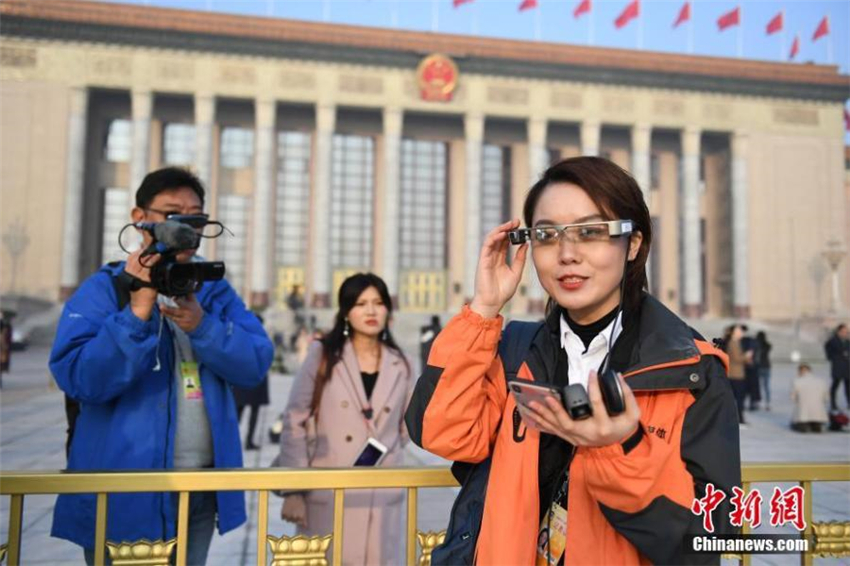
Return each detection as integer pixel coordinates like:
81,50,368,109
1,347,848,565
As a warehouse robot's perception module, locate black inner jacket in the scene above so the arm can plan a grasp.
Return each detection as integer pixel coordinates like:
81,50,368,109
535,296,645,523
361,371,379,400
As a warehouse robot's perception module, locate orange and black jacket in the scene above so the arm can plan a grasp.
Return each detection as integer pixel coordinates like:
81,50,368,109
406,294,741,565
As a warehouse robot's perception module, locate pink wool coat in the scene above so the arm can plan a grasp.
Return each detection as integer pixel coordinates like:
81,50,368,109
277,340,413,566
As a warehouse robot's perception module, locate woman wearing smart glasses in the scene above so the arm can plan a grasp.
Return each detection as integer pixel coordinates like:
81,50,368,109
406,157,741,565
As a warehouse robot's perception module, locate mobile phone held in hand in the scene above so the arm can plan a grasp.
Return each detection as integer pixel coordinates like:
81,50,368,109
509,380,562,410
353,437,388,467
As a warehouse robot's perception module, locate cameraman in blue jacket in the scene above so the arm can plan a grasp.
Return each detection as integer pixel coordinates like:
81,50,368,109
49,167,273,565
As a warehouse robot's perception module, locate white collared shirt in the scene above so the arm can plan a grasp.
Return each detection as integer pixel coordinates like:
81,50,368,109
559,312,623,390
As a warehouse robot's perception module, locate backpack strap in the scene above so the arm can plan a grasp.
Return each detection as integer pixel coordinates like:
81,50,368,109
695,338,730,375
107,261,133,311
498,320,544,384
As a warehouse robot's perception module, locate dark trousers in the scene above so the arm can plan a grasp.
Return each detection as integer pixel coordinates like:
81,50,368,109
744,368,761,408
730,379,747,424
84,491,217,565
237,404,260,446
830,374,850,410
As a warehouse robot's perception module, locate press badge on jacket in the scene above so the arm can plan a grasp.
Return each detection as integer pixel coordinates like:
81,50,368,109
536,501,567,566
181,362,203,400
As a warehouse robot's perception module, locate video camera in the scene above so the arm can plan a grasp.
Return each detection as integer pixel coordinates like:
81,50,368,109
121,215,227,296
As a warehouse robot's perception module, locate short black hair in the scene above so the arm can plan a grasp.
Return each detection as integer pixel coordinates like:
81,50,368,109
135,167,205,209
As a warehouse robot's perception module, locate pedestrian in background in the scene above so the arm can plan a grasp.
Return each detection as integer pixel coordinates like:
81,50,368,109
233,314,271,450
418,315,442,370
791,364,829,433
825,323,850,411
276,273,413,566
755,331,772,411
741,326,761,411
724,324,750,426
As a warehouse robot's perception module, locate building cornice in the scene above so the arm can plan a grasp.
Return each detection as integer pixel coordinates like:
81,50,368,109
1,0,848,102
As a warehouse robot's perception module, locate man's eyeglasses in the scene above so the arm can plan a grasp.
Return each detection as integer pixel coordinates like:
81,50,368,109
508,220,633,247
143,209,225,237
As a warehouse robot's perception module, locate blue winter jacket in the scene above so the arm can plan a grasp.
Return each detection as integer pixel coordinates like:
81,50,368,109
49,262,274,549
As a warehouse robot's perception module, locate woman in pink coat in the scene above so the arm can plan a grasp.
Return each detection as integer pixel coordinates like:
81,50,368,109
277,273,413,565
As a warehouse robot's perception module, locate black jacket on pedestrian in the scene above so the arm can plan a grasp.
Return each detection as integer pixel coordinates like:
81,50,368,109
232,377,270,407
825,335,850,380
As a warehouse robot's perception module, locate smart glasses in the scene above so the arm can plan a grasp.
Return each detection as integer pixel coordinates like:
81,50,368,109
508,220,633,247
143,209,225,238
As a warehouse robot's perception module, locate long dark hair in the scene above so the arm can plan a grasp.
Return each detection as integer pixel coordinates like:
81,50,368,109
309,273,408,416
522,156,652,315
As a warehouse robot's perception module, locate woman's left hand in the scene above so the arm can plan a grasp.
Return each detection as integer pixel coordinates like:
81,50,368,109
518,371,641,447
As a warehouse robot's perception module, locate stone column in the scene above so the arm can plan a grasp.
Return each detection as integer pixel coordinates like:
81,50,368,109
526,117,548,313
59,86,89,300
123,90,153,252
381,106,403,306
680,127,703,317
731,131,750,318
631,123,652,205
581,120,600,157
310,103,336,307
193,94,215,259
631,122,653,289
463,113,484,300
250,98,276,308
130,89,153,204
194,94,215,189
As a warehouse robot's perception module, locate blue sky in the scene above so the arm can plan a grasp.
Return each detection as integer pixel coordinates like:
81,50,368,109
114,0,849,72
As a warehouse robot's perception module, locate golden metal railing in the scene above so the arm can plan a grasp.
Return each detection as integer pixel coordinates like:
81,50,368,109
0,464,847,566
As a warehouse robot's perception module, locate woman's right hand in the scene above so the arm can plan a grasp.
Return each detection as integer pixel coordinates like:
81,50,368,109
469,219,529,319
281,494,308,528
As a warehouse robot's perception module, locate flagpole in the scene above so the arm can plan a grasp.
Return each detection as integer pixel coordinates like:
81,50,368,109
737,8,743,58
535,7,542,41
688,8,694,54
432,0,438,33
827,15,833,63
638,8,644,50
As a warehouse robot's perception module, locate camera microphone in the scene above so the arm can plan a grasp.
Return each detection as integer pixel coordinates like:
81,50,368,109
136,220,200,254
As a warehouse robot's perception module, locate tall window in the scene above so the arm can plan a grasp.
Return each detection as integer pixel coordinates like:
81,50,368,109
101,188,129,264
650,152,660,190
481,144,512,243
216,194,249,293
275,131,312,267
330,134,374,269
399,139,448,270
220,127,254,169
163,123,195,166
650,216,660,298
104,119,132,163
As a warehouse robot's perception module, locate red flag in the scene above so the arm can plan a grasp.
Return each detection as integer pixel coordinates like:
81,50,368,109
573,0,591,19
789,34,800,59
453,0,474,7
766,11,783,35
614,0,639,29
812,16,829,41
673,2,690,28
518,0,538,11
717,6,740,31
